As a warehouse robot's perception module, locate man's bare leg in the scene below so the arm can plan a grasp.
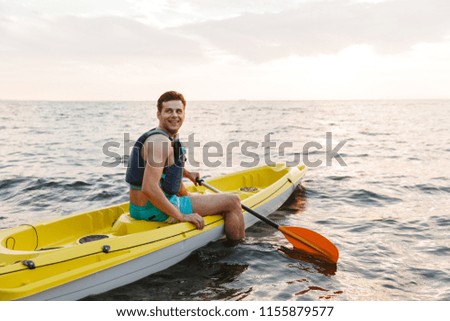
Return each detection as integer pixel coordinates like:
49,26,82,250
189,193,245,241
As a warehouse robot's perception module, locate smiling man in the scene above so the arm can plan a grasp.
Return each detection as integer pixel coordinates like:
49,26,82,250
125,91,245,241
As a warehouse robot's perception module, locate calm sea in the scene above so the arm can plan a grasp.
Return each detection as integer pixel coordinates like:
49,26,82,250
1,100,449,300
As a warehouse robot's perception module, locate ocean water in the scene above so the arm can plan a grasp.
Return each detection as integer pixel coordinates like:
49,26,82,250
1,100,449,301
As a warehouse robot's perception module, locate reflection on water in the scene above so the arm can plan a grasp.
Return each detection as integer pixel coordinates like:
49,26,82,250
279,184,308,213
279,246,337,277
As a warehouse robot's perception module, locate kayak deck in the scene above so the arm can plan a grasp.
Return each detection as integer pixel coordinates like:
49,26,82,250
0,164,306,300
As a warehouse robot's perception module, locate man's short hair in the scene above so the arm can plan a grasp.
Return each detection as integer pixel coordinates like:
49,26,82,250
157,91,186,112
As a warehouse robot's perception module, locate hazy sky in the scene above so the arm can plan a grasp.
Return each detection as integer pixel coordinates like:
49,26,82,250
1,0,449,100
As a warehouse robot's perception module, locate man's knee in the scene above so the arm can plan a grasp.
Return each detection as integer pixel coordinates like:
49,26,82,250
227,194,241,211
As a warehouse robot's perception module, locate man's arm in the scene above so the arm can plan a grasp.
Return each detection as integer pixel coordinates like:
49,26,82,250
177,168,200,196
183,168,200,185
177,182,189,196
141,135,204,228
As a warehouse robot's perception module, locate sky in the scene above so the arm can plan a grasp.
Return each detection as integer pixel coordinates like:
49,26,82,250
0,0,449,100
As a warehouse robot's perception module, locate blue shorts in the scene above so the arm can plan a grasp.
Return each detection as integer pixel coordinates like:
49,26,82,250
129,194,193,223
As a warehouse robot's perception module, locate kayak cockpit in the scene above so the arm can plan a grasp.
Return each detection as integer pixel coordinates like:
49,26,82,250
0,203,129,264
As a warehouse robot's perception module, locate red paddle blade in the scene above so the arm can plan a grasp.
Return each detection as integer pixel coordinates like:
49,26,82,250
278,226,339,264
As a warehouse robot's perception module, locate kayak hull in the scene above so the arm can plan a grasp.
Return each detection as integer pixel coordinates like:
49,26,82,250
0,164,306,301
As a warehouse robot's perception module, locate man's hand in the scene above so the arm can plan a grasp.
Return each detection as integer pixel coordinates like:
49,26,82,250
184,169,200,185
181,213,204,229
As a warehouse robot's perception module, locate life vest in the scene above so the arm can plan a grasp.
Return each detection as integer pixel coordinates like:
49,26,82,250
125,128,185,195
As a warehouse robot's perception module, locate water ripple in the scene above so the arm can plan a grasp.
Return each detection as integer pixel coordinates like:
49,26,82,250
2,100,450,301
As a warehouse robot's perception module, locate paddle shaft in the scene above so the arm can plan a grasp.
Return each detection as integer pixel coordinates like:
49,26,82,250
198,180,280,229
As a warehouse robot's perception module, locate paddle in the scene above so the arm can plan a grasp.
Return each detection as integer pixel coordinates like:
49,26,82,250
197,179,339,264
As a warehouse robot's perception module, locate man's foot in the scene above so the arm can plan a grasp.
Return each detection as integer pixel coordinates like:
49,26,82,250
224,238,245,247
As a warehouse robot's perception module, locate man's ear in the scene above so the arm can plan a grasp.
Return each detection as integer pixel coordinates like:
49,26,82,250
156,111,161,120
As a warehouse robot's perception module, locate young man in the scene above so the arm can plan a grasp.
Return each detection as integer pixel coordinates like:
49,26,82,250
126,91,245,241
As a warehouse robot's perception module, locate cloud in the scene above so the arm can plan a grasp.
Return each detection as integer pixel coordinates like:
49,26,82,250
1,0,450,100
173,0,450,62
3,0,449,64
128,0,309,27
0,13,204,62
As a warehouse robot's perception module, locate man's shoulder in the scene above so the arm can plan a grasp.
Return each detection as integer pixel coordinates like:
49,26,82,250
141,133,172,162
142,134,172,159
144,133,171,143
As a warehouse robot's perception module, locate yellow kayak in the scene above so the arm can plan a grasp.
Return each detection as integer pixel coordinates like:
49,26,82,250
0,164,306,301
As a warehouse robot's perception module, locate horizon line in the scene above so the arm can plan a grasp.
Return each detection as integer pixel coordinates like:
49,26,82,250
2,98,450,103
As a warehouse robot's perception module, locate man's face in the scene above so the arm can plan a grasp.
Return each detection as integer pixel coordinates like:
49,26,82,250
157,100,185,136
